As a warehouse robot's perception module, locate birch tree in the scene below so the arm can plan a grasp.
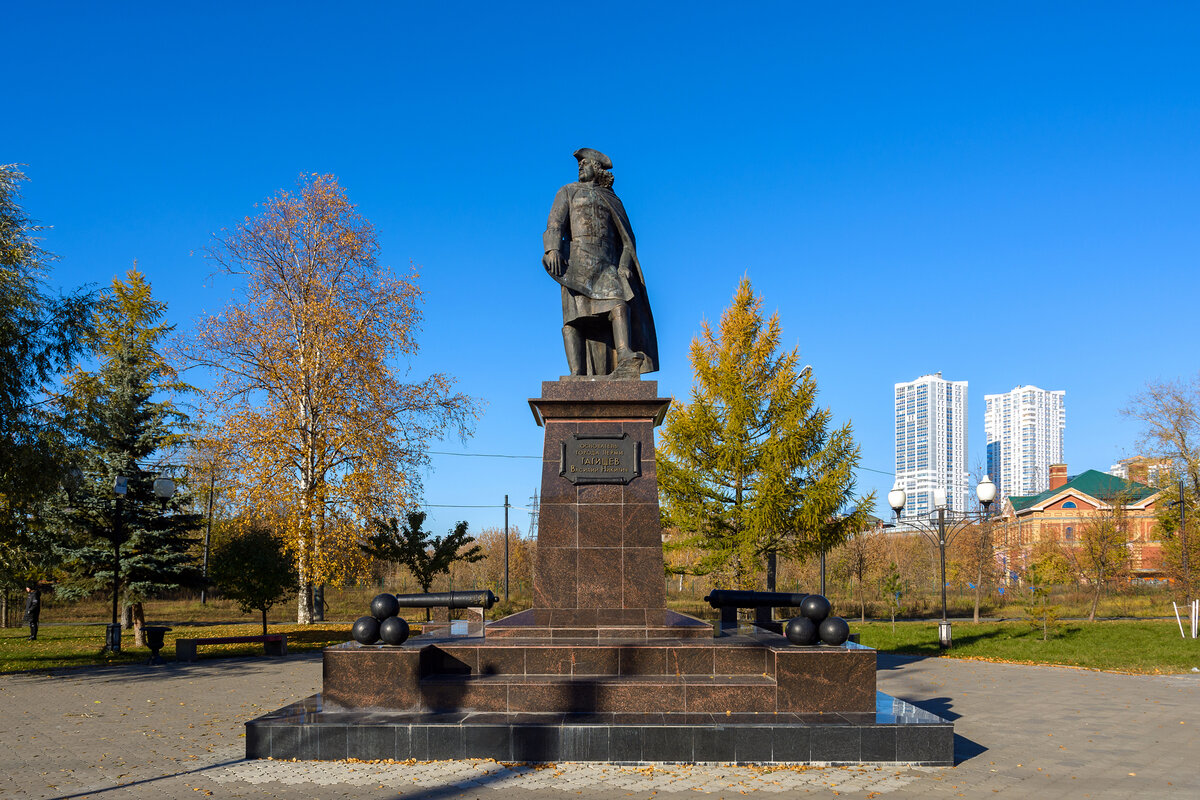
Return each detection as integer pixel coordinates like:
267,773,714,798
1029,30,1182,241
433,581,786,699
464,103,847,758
1069,499,1132,622
187,175,478,622
1123,376,1200,604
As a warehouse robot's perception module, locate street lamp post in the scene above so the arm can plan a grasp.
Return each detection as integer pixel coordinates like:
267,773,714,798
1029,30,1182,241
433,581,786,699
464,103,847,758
1169,479,1192,606
105,474,177,655
106,476,128,654
888,476,996,649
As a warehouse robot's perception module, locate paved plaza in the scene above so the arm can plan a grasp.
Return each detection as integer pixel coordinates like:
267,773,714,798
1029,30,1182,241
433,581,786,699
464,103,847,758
1,648,1197,799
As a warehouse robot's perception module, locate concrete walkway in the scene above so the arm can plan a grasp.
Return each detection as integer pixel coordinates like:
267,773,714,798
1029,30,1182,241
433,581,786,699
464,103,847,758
1,649,1197,799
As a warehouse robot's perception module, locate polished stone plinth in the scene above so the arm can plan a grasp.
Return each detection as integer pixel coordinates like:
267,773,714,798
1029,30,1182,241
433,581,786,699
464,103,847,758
245,690,953,765
513,380,679,638
484,608,711,640
322,631,876,714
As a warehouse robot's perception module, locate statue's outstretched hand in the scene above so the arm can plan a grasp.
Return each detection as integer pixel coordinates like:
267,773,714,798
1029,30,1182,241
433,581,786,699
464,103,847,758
544,251,565,277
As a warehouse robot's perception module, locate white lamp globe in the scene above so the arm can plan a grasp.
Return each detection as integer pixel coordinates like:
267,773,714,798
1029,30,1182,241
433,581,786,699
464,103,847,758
153,477,177,501
976,476,997,506
933,487,948,509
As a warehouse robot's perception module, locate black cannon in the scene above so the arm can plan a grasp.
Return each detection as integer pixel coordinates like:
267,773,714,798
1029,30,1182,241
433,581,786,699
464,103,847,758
703,590,811,635
703,589,851,645
354,589,501,646
392,590,499,610
704,590,810,609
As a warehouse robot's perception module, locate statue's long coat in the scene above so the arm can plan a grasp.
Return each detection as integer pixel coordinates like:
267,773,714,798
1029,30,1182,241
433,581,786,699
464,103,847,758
543,181,659,375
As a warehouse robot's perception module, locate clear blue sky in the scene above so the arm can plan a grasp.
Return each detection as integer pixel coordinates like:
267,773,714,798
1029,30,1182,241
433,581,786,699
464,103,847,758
6,3,1199,536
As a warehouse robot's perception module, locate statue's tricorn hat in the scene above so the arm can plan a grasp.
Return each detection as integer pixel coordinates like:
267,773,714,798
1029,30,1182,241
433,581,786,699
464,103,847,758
573,148,612,169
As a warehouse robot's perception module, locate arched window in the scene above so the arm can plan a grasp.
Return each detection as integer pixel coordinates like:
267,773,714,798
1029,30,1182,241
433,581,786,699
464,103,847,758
1062,501,1077,509
1065,526,1074,542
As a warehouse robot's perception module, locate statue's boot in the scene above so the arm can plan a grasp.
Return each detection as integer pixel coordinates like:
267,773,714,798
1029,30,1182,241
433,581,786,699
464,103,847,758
562,325,586,376
610,352,646,380
609,305,645,378
611,305,635,362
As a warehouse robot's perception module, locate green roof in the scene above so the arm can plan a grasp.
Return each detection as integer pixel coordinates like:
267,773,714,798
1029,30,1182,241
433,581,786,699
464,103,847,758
1008,469,1157,512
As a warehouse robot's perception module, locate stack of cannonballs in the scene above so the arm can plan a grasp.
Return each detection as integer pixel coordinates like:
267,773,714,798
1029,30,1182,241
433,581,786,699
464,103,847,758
783,594,850,646
351,593,411,646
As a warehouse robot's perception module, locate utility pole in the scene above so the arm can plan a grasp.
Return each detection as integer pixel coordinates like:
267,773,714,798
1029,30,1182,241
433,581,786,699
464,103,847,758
503,494,510,602
1182,479,1191,604
201,466,215,604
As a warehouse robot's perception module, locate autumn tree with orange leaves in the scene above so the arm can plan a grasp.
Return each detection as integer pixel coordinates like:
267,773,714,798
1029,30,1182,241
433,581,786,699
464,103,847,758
186,175,478,623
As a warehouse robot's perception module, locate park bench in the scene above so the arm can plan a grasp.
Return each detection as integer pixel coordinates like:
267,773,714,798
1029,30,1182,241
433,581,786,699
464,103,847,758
174,633,287,662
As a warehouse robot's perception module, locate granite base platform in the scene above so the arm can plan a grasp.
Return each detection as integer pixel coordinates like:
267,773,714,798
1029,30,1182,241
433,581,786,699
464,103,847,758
321,632,877,714
483,607,712,640
245,691,954,765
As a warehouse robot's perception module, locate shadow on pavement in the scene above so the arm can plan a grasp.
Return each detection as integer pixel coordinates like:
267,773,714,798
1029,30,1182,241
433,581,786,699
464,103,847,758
875,652,925,670
904,696,989,764
43,756,247,800
874,655,990,765
908,695,959,721
954,733,988,763
30,650,324,684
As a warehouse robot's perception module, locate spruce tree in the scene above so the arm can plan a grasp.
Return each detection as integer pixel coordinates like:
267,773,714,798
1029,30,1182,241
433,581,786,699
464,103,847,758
659,278,873,589
0,165,93,594
56,269,201,641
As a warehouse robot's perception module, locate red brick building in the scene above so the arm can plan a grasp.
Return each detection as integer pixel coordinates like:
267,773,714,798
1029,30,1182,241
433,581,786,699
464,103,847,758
995,464,1163,579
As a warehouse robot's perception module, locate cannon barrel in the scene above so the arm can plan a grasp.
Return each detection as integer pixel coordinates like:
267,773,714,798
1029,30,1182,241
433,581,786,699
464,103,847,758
704,590,809,608
392,590,498,610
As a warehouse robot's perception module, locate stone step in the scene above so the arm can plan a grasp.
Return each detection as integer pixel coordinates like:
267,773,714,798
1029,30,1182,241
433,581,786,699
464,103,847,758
422,640,776,678
418,672,777,714
248,692,957,765
323,639,877,714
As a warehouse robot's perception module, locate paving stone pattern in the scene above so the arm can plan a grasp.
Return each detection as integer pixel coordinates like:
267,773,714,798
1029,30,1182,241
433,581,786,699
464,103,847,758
1,649,1198,799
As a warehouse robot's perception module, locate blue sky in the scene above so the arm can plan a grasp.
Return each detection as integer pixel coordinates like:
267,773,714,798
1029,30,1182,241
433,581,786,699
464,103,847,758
6,3,1199,536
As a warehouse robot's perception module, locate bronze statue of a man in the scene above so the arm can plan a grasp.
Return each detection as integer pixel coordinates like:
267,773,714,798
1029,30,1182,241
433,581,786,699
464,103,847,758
543,148,658,378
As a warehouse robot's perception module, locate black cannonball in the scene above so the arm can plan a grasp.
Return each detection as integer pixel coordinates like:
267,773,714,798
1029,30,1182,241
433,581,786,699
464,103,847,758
370,593,400,621
379,615,410,646
784,616,819,646
351,615,381,645
818,616,850,646
800,594,831,622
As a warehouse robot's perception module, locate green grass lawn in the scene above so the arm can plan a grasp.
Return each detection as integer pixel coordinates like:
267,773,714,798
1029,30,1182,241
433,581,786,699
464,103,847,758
857,619,1200,674
0,622,357,673
4,609,1197,676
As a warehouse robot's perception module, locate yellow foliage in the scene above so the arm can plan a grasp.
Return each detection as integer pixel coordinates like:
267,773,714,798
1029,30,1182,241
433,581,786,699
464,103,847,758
184,175,478,620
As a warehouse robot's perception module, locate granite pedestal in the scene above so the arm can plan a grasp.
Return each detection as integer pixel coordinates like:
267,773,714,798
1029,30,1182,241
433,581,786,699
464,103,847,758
246,379,953,764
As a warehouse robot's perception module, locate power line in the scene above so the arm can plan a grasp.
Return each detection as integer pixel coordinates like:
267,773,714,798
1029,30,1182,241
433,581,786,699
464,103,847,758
427,448,895,476
419,503,506,509
428,450,540,460
419,503,535,511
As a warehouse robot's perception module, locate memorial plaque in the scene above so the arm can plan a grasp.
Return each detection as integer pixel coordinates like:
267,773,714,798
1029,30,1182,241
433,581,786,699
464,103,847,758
559,433,641,485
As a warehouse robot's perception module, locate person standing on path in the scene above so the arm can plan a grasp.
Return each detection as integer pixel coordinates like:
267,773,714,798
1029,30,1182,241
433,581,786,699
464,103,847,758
22,583,40,640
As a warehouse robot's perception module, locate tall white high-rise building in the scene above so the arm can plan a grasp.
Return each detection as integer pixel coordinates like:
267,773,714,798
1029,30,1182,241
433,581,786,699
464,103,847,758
894,373,969,518
984,385,1065,503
